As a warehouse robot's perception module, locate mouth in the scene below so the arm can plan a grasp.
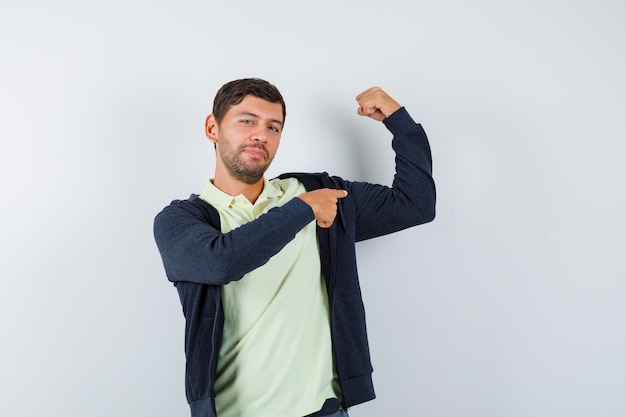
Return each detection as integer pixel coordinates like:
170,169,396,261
241,146,268,160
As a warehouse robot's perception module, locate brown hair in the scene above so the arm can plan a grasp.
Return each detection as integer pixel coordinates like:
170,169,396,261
212,78,286,124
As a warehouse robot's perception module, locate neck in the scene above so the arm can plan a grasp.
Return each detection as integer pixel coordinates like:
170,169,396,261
212,174,265,204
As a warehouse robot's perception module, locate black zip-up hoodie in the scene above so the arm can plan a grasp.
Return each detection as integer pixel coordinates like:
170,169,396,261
153,107,436,417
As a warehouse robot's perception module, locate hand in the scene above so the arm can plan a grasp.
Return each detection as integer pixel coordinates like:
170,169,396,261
356,87,401,122
298,188,348,228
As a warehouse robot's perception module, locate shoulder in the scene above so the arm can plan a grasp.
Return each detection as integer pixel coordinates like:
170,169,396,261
276,172,349,191
155,194,219,224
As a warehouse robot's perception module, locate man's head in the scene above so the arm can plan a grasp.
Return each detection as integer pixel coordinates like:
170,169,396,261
205,78,285,187
212,78,286,126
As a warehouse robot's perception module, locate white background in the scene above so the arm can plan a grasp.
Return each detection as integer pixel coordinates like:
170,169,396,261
1,1,625,416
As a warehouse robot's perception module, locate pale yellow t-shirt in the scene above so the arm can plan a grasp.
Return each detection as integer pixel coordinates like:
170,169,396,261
199,177,339,417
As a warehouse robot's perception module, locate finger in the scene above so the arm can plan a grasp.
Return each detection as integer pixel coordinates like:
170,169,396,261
334,189,348,199
357,106,375,117
355,86,382,102
317,219,333,228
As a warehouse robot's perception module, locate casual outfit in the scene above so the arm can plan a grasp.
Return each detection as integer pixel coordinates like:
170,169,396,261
200,177,338,417
153,107,436,417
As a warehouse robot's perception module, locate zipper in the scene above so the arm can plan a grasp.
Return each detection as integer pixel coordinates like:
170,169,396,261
325,176,348,408
209,290,222,397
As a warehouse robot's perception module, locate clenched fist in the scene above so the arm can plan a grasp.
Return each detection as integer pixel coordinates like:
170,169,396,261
356,87,401,122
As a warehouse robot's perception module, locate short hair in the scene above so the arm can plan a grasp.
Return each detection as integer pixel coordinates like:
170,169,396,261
212,78,286,124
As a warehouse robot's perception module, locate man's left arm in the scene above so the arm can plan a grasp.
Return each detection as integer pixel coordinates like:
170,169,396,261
349,87,436,241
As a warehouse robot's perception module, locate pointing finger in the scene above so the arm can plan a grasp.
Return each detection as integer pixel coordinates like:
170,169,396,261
335,189,348,199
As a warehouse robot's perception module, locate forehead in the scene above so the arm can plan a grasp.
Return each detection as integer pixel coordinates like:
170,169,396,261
226,95,284,123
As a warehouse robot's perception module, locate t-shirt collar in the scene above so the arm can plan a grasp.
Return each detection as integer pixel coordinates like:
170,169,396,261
199,177,283,208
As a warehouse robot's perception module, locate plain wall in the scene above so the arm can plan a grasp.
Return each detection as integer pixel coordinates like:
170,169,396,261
1,1,625,416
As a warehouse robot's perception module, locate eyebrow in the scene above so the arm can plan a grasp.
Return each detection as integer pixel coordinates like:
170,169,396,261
236,111,283,126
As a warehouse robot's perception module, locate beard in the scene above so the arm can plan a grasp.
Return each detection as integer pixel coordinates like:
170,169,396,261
219,142,273,185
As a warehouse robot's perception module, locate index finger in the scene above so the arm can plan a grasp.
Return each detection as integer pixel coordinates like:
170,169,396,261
334,189,348,199
355,86,383,103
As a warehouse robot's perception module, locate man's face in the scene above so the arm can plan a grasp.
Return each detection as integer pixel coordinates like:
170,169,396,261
207,95,284,185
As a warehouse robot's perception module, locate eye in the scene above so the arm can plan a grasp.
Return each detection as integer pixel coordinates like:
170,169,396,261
240,119,254,125
269,125,280,133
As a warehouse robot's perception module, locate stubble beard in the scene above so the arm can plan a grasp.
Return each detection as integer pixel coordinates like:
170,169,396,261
219,142,273,185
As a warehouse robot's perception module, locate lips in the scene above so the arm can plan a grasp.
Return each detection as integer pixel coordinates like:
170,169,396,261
241,145,268,160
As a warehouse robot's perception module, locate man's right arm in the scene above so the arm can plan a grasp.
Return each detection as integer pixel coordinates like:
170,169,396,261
153,197,314,285
153,188,346,286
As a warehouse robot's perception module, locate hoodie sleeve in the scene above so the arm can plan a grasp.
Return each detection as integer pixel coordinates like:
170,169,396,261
348,106,436,241
153,196,315,285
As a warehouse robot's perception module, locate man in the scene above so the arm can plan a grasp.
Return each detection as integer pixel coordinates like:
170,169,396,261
153,78,436,417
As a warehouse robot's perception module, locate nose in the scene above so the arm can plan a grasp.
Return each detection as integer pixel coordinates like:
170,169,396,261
251,128,268,143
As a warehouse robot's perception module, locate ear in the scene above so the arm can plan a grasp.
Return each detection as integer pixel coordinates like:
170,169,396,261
205,114,219,143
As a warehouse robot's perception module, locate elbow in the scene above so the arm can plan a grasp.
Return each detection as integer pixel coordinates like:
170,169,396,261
425,194,436,223
425,182,437,222
426,208,436,224
422,205,436,224
412,186,436,225
163,253,241,286
424,192,436,223
414,203,435,225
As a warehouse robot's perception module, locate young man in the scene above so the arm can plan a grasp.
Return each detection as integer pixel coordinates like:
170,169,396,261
153,78,436,417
